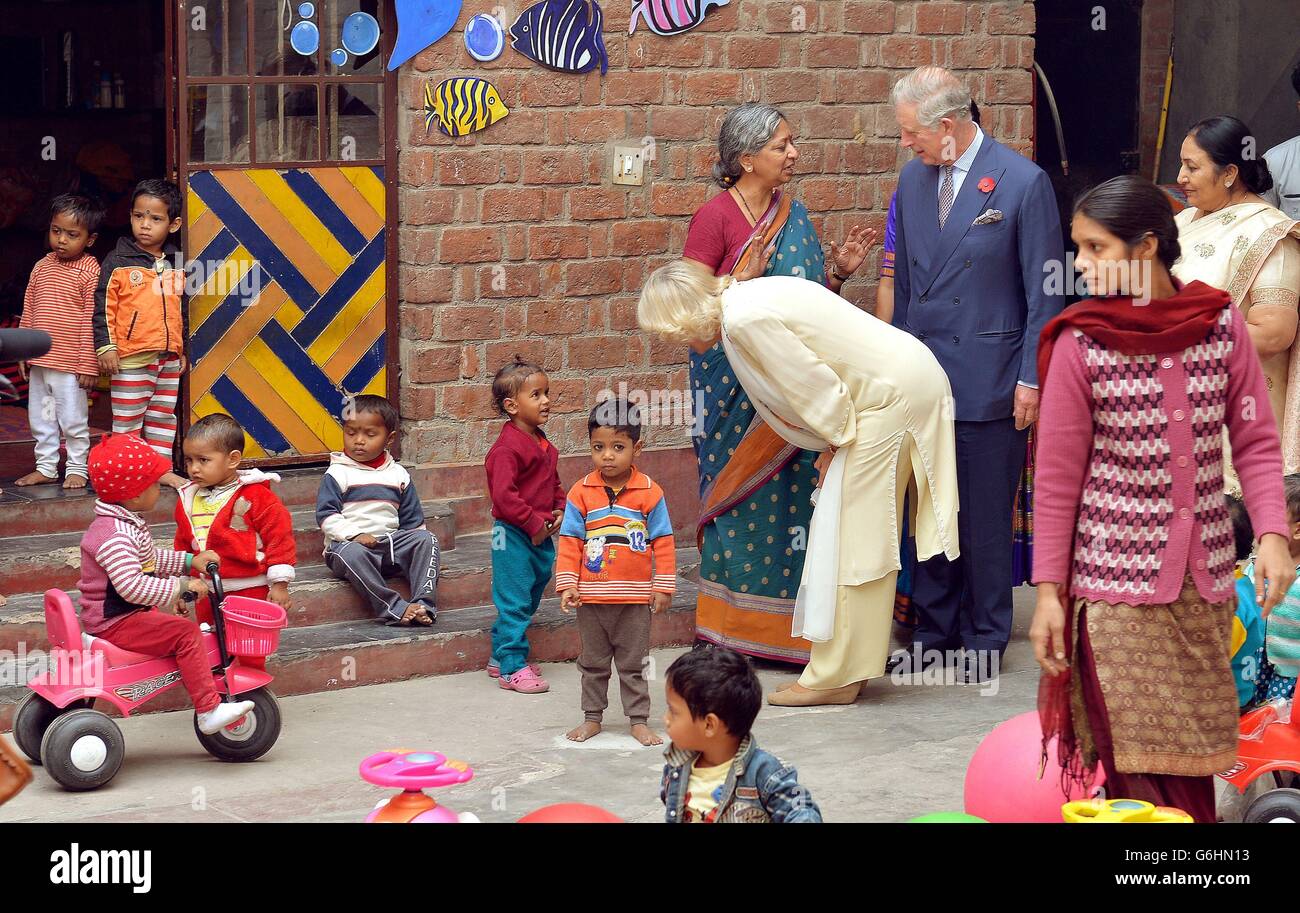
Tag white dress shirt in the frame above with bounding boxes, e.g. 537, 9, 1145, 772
937, 125, 985, 207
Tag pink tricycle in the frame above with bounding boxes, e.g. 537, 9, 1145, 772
361, 750, 477, 823
13, 564, 287, 791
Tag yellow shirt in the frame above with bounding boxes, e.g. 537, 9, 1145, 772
190, 482, 240, 550
683, 760, 730, 823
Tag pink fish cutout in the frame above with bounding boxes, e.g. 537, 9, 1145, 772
629, 0, 730, 36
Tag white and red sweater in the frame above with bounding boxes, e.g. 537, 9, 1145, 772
173, 469, 296, 592
78, 501, 192, 635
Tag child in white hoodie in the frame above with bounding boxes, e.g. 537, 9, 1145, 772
316, 395, 439, 625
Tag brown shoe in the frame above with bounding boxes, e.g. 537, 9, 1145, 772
774, 679, 799, 692
767, 682, 860, 706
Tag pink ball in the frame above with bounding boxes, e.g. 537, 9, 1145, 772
964, 711, 1105, 823
517, 803, 624, 824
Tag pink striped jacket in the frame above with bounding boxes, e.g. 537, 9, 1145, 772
77, 500, 191, 635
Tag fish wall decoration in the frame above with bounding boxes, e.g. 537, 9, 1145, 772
509, 0, 608, 76
424, 76, 510, 137
629, 0, 730, 36
389, 0, 463, 71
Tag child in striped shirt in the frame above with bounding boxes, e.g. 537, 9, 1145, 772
557, 398, 675, 746
15, 193, 104, 489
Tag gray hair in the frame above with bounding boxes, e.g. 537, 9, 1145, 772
712, 102, 787, 188
891, 66, 973, 129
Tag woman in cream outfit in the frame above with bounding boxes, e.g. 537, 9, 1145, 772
639, 260, 960, 706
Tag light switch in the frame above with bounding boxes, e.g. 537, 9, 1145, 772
612, 144, 645, 186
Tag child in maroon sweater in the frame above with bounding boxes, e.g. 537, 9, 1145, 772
484, 357, 566, 693
1030, 175, 1295, 822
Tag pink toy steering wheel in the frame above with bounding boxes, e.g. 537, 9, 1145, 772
359, 750, 474, 791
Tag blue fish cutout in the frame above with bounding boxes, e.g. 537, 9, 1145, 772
509, 0, 608, 76
389, 0, 463, 71
629, 0, 730, 36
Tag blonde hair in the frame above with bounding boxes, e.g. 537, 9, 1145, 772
638, 259, 733, 345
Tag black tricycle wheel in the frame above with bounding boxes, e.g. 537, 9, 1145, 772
193, 687, 281, 762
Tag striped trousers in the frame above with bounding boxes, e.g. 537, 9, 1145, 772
111, 354, 183, 460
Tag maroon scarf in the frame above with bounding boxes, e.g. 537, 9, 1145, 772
1035, 278, 1232, 791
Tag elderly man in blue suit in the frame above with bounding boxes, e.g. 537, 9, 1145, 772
888, 66, 1065, 682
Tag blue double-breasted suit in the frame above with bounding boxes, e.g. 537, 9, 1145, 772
892, 131, 1065, 657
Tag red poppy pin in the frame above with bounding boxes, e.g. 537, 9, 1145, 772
978, 176, 996, 193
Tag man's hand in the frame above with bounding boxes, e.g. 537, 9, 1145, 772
1013, 384, 1040, 431
352, 533, 380, 548
268, 581, 291, 611
193, 550, 221, 572
77, 373, 98, 391
651, 592, 671, 614
97, 349, 120, 375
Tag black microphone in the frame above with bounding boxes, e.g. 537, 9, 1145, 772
0, 329, 53, 361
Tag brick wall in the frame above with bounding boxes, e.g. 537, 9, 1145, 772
395, 0, 1038, 466
1137, 0, 1175, 179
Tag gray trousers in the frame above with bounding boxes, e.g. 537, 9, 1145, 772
325, 529, 440, 623
577, 603, 652, 725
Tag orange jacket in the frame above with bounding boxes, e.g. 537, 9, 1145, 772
93, 237, 186, 358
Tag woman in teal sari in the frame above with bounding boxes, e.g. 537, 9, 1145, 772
681, 102, 874, 663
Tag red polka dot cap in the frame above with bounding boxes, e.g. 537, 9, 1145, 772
88, 434, 174, 503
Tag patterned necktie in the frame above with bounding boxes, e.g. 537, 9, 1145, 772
938, 165, 955, 229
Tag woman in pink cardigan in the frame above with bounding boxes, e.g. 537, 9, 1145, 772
1030, 175, 1296, 822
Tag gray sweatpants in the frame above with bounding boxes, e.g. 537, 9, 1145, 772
324, 528, 440, 623
577, 603, 652, 725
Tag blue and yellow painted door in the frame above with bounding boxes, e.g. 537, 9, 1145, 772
185, 166, 387, 458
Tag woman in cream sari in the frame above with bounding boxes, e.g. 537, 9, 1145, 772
1173, 116, 1300, 482
639, 260, 959, 706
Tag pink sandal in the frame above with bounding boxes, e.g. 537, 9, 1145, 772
486, 660, 541, 679
499, 666, 549, 694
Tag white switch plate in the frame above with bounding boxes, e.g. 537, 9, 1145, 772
612, 145, 645, 186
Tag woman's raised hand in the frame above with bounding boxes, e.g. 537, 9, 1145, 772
829, 225, 878, 278
735, 235, 776, 281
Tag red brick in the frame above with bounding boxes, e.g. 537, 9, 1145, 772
763, 72, 821, 104
988, 2, 1035, 35
611, 220, 672, 256
474, 110, 548, 146
485, 339, 547, 374
478, 263, 542, 299
528, 225, 590, 260
402, 266, 455, 304
399, 303, 435, 340
520, 74, 583, 107
522, 149, 588, 184
801, 107, 862, 140
439, 227, 502, 264
403, 188, 456, 225
400, 386, 438, 422
650, 107, 708, 141
442, 385, 498, 421
566, 260, 624, 296
762, 1, 815, 34
569, 336, 632, 370
460, 345, 480, 380
565, 109, 629, 142
808, 36, 861, 68
526, 300, 579, 336
682, 72, 743, 105
833, 70, 892, 104
436, 150, 504, 185
949, 34, 1001, 69
608, 297, 639, 331
843, 1, 895, 34
571, 187, 628, 221
399, 228, 438, 265
728, 37, 783, 69
547, 378, 589, 414
649, 336, 687, 366
408, 345, 462, 384
799, 178, 860, 212
651, 183, 710, 217
438, 305, 500, 341
628, 35, 706, 68
481, 188, 546, 223
881, 36, 935, 68
603, 72, 665, 105
916, 2, 967, 35
399, 151, 435, 184
984, 69, 1033, 105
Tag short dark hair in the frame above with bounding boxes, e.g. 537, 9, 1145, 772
1285, 474, 1300, 524
1227, 494, 1253, 562
1187, 115, 1274, 195
344, 394, 398, 433
1074, 174, 1182, 270
50, 193, 105, 235
970, 100, 981, 126
491, 356, 545, 416
665, 645, 762, 738
186, 413, 246, 453
588, 397, 642, 442
132, 178, 183, 221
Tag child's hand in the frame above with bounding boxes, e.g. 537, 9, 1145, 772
1029, 583, 1069, 676
17, 361, 26, 381
352, 533, 380, 548
268, 582, 291, 611
98, 350, 120, 375
1255, 533, 1297, 618
560, 588, 581, 613
177, 355, 188, 374
77, 373, 97, 391
193, 550, 221, 573
183, 577, 210, 604
551, 509, 563, 529
652, 592, 671, 614
531, 525, 553, 546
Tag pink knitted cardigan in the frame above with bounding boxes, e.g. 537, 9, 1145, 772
1032, 302, 1288, 605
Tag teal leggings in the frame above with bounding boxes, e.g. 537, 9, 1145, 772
490, 521, 556, 677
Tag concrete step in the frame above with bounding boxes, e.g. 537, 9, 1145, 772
0, 539, 702, 652
0, 499, 457, 596
0, 576, 701, 732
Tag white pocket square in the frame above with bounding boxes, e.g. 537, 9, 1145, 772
972, 209, 1004, 225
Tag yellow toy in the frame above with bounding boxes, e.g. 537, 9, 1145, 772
1061, 798, 1193, 823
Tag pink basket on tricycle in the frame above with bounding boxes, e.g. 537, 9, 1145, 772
220, 596, 288, 658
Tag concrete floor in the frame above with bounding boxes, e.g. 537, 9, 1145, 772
3, 588, 1051, 823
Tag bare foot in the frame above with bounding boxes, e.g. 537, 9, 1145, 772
160, 471, 187, 490
63, 474, 87, 490
565, 720, 602, 742
15, 470, 56, 486
0, 593, 6, 607
630, 723, 663, 746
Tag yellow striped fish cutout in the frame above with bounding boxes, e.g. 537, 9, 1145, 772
424, 77, 510, 138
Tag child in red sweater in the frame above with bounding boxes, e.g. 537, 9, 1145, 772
174, 413, 295, 669
1030, 175, 1295, 822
